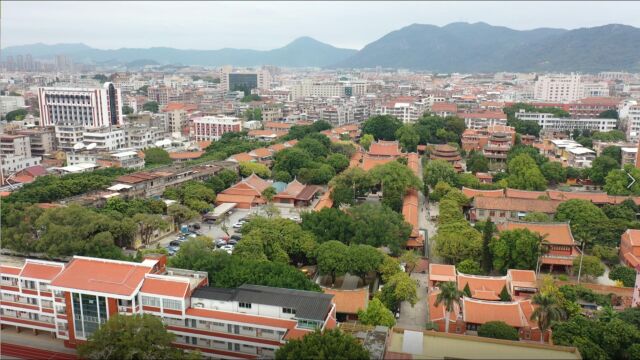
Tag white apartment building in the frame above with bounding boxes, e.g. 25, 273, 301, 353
620, 100, 640, 141
462, 112, 508, 130
376, 99, 424, 124
54, 124, 86, 151
288, 81, 367, 100
534, 73, 582, 103
67, 149, 144, 170
193, 116, 242, 141
515, 110, 617, 133
125, 125, 167, 150
319, 104, 370, 126
580, 82, 610, 98
83, 127, 126, 152
0, 134, 41, 174
166, 109, 187, 135
0, 95, 26, 117
38, 82, 123, 128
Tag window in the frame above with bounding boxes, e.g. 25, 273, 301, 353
141, 296, 160, 307
239, 302, 252, 309
162, 298, 182, 310
282, 307, 296, 314
242, 326, 253, 331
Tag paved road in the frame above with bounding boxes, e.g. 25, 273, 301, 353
396, 272, 429, 330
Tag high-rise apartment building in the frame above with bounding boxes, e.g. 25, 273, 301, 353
220, 67, 271, 92
534, 73, 582, 103
38, 83, 123, 128
0, 255, 336, 358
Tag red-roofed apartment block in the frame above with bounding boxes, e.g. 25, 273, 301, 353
1, 255, 335, 358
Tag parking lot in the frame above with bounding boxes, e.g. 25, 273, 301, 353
155, 205, 304, 256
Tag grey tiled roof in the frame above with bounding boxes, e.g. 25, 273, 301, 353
192, 284, 334, 321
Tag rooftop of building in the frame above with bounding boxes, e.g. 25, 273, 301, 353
191, 284, 334, 321
386, 328, 581, 359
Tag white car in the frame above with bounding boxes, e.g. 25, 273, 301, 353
232, 222, 244, 228
288, 216, 301, 222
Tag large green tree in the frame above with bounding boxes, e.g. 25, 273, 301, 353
329, 167, 374, 207
591, 156, 620, 185
77, 314, 192, 360
467, 152, 489, 174
347, 203, 412, 254
301, 208, 355, 243
506, 154, 547, 191
362, 115, 403, 140
395, 124, 420, 152
555, 199, 608, 247
239, 217, 317, 265
357, 298, 396, 327
608, 265, 636, 287
275, 329, 369, 360
369, 161, 422, 212
604, 164, 640, 196
541, 161, 567, 185
348, 244, 384, 282
424, 159, 458, 188
316, 241, 350, 286
491, 229, 543, 273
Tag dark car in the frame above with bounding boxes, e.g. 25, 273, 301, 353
230, 234, 242, 241
169, 240, 182, 247
227, 239, 238, 245
189, 223, 201, 230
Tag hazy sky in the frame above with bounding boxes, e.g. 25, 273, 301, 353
3, 1, 640, 50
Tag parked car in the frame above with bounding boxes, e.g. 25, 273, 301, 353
227, 239, 238, 245
220, 244, 234, 252
288, 216, 301, 222
189, 223, 201, 230
215, 239, 227, 247
169, 240, 182, 247
230, 234, 242, 241
232, 222, 244, 229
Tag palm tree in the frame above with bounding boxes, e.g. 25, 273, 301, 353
434, 281, 463, 333
530, 293, 566, 343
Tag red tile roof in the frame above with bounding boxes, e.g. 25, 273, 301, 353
432, 103, 458, 112
140, 276, 190, 298
369, 141, 402, 157
361, 154, 394, 171
322, 287, 369, 315
169, 151, 204, 160
457, 274, 507, 301
462, 298, 532, 328
0, 266, 22, 276
505, 189, 547, 200
462, 187, 505, 199
497, 221, 576, 246
473, 197, 561, 213
50, 257, 155, 297
20, 261, 65, 281
429, 264, 457, 283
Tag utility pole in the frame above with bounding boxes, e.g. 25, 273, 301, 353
576, 241, 586, 284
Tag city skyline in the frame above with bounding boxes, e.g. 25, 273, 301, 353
3, 1, 640, 50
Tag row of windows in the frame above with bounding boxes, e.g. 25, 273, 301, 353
141, 295, 182, 310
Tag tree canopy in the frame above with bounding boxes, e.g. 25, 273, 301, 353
361, 115, 403, 140
77, 314, 193, 360
357, 298, 396, 327
143, 147, 172, 166
275, 329, 369, 360
491, 229, 543, 273
506, 154, 547, 191
478, 321, 519, 341
169, 239, 320, 291
142, 101, 159, 113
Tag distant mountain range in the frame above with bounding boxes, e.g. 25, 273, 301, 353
3, 22, 640, 72
335, 22, 640, 72
0, 37, 357, 68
